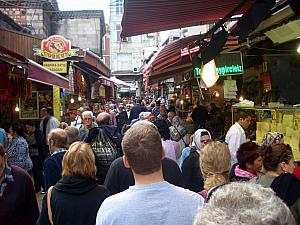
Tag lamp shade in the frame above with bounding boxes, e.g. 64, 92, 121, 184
200, 60, 219, 88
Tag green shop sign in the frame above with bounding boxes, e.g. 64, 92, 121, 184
194, 52, 243, 77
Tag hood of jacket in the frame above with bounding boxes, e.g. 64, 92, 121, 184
54, 174, 97, 195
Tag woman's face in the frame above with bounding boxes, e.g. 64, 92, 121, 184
200, 135, 210, 148
247, 156, 263, 175
8, 127, 13, 135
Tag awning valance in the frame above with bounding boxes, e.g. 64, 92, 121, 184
27, 59, 69, 89
110, 76, 131, 88
121, 0, 254, 37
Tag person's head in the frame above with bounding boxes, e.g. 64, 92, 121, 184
262, 143, 295, 174
237, 141, 262, 175
193, 182, 296, 225
167, 111, 176, 122
93, 103, 100, 112
237, 111, 251, 129
262, 132, 284, 146
155, 100, 161, 107
46, 107, 54, 118
122, 124, 163, 175
96, 112, 110, 125
136, 98, 142, 104
153, 119, 170, 141
82, 111, 93, 128
62, 142, 96, 180
40, 107, 47, 118
0, 144, 8, 179
139, 112, 151, 120
77, 107, 84, 117
64, 126, 80, 146
48, 128, 68, 153
159, 105, 167, 116
58, 122, 68, 130
11, 123, 26, 139
200, 141, 231, 190
118, 104, 123, 112
192, 129, 211, 151
126, 104, 131, 112
104, 104, 110, 113
25, 121, 38, 134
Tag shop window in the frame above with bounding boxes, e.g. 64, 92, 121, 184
116, 24, 121, 42
116, 0, 123, 15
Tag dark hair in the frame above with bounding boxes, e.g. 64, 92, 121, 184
46, 107, 54, 116
11, 123, 26, 139
237, 111, 251, 120
25, 120, 39, 129
122, 124, 162, 175
136, 98, 142, 104
262, 144, 293, 172
237, 142, 260, 170
153, 119, 170, 141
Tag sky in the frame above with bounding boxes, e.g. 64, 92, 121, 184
57, 0, 110, 23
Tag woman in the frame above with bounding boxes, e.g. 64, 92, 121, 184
199, 141, 231, 200
37, 142, 110, 225
180, 130, 211, 192
251, 143, 299, 223
7, 123, 32, 172
179, 129, 211, 169
93, 103, 102, 118
230, 141, 262, 182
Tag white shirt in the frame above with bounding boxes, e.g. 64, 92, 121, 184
225, 122, 246, 165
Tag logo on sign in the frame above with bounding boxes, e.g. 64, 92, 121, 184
34, 35, 79, 60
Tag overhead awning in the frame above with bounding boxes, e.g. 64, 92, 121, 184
27, 59, 69, 89
121, 0, 254, 37
110, 76, 131, 88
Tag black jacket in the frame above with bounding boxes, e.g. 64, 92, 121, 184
104, 157, 186, 195
37, 175, 110, 225
181, 150, 204, 193
128, 104, 146, 122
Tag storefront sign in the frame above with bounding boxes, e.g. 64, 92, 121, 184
53, 86, 61, 121
43, 61, 67, 73
194, 52, 243, 77
34, 35, 79, 60
19, 91, 39, 119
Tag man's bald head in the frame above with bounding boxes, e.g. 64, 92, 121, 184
97, 112, 110, 125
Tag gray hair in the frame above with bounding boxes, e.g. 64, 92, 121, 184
82, 110, 93, 119
193, 182, 296, 225
64, 126, 80, 146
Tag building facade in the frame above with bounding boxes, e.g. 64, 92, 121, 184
109, 0, 159, 96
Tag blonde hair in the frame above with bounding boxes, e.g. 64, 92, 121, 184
200, 141, 231, 190
62, 142, 96, 180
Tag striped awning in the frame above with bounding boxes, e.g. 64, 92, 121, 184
121, 0, 255, 37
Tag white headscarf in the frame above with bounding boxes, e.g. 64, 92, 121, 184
192, 129, 211, 151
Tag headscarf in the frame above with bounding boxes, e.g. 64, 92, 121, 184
262, 132, 283, 146
192, 129, 211, 151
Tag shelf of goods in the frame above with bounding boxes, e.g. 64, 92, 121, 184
232, 106, 300, 161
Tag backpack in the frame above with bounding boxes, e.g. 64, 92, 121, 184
90, 128, 119, 184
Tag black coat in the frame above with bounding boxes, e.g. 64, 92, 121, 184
128, 104, 147, 122
104, 157, 186, 195
37, 175, 110, 225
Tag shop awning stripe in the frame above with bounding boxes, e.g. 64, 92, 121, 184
121, 0, 254, 37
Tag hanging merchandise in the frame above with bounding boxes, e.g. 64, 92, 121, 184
261, 72, 272, 92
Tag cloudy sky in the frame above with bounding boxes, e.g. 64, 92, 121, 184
57, 0, 110, 23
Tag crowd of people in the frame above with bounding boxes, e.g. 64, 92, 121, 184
0, 97, 300, 225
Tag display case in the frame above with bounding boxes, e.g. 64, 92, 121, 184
232, 106, 300, 161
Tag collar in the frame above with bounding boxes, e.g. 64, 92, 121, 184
51, 148, 67, 156
235, 122, 245, 132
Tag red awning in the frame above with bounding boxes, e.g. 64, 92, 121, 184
121, 0, 254, 37
27, 59, 69, 89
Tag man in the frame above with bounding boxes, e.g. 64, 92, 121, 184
191, 101, 208, 129
79, 110, 98, 141
104, 156, 186, 195
44, 107, 60, 147
128, 98, 147, 123
85, 113, 122, 184
225, 111, 251, 165
0, 145, 39, 225
96, 124, 203, 225
152, 100, 161, 117
193, 182, 296, 225
167, 111, 176, 124
44, 128, 68, 190
64, 126, 80, 146
104, 104, 117, 126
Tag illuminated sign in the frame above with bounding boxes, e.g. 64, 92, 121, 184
43, 61, 67, 73
194, 52, 243, 77
34, 35, 79, 60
